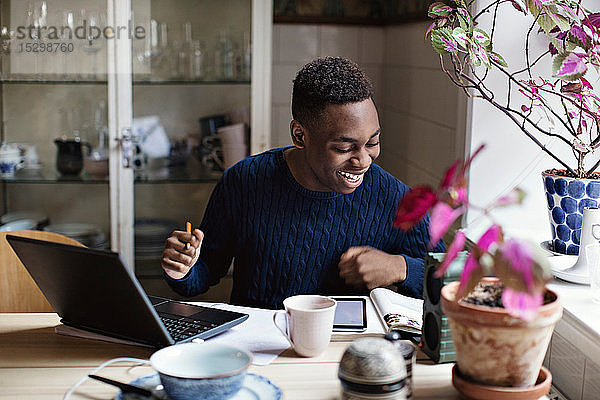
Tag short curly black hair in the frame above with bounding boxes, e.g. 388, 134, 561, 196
291, 57, 373, 130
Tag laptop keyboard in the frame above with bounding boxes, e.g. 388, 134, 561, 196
159, 314, 220, 342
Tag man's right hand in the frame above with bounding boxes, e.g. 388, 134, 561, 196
161, 228, 204, 279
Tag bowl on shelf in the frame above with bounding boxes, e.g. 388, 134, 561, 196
83, 156, 109, 178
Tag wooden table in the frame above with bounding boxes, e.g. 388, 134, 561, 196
0, 313, 460, 399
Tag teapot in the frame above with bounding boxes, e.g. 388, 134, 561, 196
54, 138, 89, 176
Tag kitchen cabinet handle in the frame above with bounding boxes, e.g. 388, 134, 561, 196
115, 127, 137, 168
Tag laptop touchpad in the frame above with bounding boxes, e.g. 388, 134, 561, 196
155, 302, 201, 317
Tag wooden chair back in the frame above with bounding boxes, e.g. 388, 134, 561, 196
0, 230, 85, 312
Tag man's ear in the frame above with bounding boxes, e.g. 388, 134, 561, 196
290, 120, 306, 149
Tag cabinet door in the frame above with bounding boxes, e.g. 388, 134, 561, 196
0, 0, 271, 277
127, 0, 271, 279
109, 0, 134, 270
0, 0, 135, 267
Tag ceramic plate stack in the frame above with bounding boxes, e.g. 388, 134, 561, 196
44, 223, 108, 250
0, 210, 49, 231
135, 219, 176, 275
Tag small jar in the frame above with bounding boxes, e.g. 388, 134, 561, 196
338, 332, 412, 400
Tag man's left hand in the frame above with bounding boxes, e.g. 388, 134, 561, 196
338, 246, 407, 290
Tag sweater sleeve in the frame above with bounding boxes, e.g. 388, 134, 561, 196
164, 170, 238, 297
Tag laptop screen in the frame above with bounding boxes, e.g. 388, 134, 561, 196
7, 235, 172, 347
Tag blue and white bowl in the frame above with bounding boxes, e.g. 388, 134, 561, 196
150, 342, 252, 400
542, 171, 600, 255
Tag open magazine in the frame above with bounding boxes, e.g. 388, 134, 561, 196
370, 287, 423, 335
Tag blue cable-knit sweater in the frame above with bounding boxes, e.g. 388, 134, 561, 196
165, 147, 445, 309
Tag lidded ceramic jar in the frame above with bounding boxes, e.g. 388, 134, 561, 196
338, 332, 413, 400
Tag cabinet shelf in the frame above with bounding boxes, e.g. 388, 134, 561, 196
2, 165, 222, 184
0, 78, 251, 86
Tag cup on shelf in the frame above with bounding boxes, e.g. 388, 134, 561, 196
18, 144, 40, 168
0, 144, 23, 177
218, 123, 247, 169
273, 295, 337, 357
217, 123, 246, 146
220, 144, 247, 169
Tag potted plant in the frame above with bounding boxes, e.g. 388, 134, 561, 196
425, 0, 600, 255
393, 146, 562, 394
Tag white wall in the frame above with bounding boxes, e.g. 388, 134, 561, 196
271, 24, 385, 148
381, 21, 465, 187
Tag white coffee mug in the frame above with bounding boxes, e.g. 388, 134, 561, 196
273, 295, 337, 357
569, 207, 600, 283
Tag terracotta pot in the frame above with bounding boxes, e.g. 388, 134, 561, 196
441, 278, 562, 387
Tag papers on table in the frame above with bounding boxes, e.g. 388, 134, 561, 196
192, 302, 291, 366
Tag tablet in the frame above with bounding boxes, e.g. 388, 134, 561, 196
332, 297, 367, 332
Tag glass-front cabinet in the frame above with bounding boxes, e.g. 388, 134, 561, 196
0, 0, 272, 282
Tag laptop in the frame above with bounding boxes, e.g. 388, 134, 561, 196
6, 234, 248, 348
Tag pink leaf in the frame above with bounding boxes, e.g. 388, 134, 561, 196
570, 25, 588, 47
393, 186, 438, 231
556, 53, 588, 78
501, 288, 543, 321
454, 187, 468, 204
429, 203, 465, 248
499, 238, 535, 290
457, 254, 479, 295
425, 22, 436, 39
510, 0, 524, 12
434, 231, 466, 277
589, 13, 600, 29
477, 224, 502, 251
457, 8, 470, 19
440, 160, 460, 190
462, 143, 485, 173
581, 77, 593, 90
491, 188, 526, 208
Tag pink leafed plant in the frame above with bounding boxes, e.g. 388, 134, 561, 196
394, 145, 553, 321
426, 0, 600, 179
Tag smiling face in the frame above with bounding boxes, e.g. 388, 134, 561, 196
290, 98, 381, 194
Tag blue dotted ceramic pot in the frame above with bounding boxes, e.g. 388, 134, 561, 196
542, 170, 600, 255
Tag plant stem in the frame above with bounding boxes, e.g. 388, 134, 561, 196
473, 0, 512, 21
460, 72, 578, 176
495, 65, 578, 138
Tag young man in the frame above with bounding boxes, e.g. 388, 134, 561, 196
161, 57, 444, 309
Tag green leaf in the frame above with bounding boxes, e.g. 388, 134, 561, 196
524, 0, 554, 34
472, 28, 491, 46
547, 8, 572, 32
452, 27, 469, 50
477, 46, 492, 68
456, 8, 472, 31
431, 28, 458, 55
469, 49, 481, 67
490, 51, 508, 67
428, 2, 453, 18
